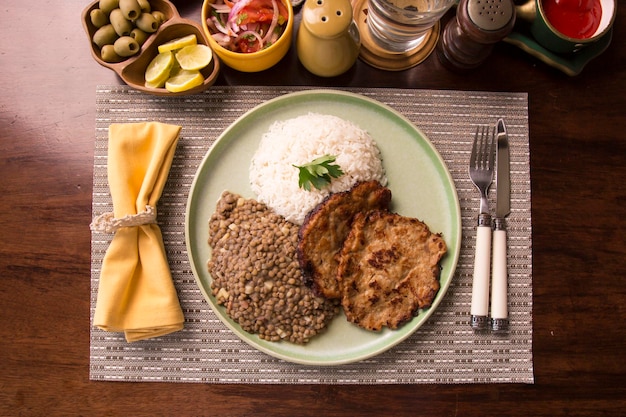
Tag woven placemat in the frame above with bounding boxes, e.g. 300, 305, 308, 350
90, 86, 533, 384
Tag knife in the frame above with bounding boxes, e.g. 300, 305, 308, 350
491, 118, 510, 333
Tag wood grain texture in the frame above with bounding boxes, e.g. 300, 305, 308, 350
1, 0, 625, 416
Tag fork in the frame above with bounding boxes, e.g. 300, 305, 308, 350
468, 125, 495, 331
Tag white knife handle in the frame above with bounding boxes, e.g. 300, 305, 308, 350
470, 219, 491, 331
491, 227, 509, 333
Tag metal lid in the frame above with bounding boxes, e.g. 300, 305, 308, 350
467, 0, 514, 31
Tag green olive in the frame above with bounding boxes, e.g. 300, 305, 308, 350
100, 44, 124, 63
90, 8, 109, 28
137, 0, 151, 13
113, 36, 140, 57
130, 28, 148, 46
119, 0, 141, 20
109, 8, 133, 36
135, 12, 158, 33
151, 11, 166, 25
92, 24, 118, 48
98, 0, 120, 14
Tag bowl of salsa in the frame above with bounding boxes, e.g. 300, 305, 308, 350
201, 0, 294, 72
517, 0, 616, 54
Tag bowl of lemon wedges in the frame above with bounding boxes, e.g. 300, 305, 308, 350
82, 0, 220, 96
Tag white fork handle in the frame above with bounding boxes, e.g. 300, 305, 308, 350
470, 223, 491, 330
491, 228, 509, 332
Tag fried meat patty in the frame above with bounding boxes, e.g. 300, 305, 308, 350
337, 210, 447, 331
297, 181, 392, 299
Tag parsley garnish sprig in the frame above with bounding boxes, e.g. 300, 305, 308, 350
293, 155, 344, 191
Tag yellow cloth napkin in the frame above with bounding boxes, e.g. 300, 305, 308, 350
93, 122, 185, 342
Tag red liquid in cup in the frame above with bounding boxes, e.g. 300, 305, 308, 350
542, 0, 602, 39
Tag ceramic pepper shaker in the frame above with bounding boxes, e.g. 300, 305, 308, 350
296, 0, 360, 77
436, 0, 516, 71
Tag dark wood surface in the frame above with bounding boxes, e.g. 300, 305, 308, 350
2, 1, 625, 415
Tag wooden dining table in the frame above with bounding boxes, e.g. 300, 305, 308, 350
2, 0, 625, 415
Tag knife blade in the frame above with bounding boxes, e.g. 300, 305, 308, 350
491, 118, 510, 333
495, 119, 511, 221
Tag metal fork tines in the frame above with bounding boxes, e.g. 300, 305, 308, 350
468, 125, 495, 331
469, 125, 496, 219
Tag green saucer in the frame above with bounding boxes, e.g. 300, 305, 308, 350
504, 28, 613, 76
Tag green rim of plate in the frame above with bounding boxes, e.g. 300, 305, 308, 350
185, 89, 461, 366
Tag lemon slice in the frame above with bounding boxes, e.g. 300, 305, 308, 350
145, 78, 166, 88
144, 51, 175, 85
175, 44, 213, 71
165, 70, 204, 93
169, 59, 183, 78
157, 34, 197, 53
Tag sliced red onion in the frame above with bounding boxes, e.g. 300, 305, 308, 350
229, 0, 253, 24
212, 32, 232, 48
210, 16, 232, 36
210, 3, 231, 14
227, 19, 241, 35
267, 31, 280, 45
262, 0, 280, 43
236, 30, 264, 51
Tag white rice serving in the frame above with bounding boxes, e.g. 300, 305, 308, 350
249, 113, 387, 225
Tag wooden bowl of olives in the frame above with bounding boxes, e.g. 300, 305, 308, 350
82, 0, 220, 96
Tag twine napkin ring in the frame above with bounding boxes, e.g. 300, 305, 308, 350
90, 205, 157, 233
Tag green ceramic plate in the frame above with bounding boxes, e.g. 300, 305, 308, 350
185, 90, 461, 365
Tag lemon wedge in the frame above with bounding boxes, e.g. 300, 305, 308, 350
165, 70, 204, 93
144, 51, 175, 85
157, 34, 198, 53
175, 44, 213, 71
